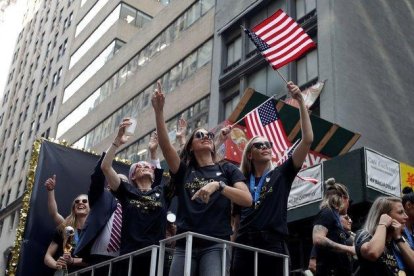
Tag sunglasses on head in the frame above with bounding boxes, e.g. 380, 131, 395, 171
252, 141, 273, 150
75, 199, 88, 204
136, 163, 155, 170
194, 131, 215, 140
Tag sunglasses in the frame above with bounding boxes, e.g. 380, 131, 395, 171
75, 199, 88, 204
194, 131, 215, 140
136, 163, 155, 170
252, 141, 273, 150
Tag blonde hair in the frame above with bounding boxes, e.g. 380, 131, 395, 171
319, 178, 349, 210
362, 196, 402, 235
240, 136, 272, 178
58, 194, 88, 232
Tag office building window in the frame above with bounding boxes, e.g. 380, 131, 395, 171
72, 40, 213, 148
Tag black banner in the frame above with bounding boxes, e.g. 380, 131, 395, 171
16, 141, 129, 276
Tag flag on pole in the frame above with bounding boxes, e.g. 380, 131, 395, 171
244, 99, 290, 159
275, 138, 319, 184
243, 9, 316, 69
276, 139, 300, 166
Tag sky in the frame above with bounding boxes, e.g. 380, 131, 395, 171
0, 0, 28, 97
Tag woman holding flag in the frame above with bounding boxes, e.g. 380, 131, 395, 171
230, 81, 313, 276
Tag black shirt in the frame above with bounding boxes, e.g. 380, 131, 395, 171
235, 157, 299, 236
51, 229, 80, 272
313, 208, 352, 275
170, 161, 246, 239
355, 229, 402, 276
112, 180, 171, 254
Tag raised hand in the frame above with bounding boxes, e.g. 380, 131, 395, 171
176, 118, 187, 145
287, 81, 304, 102
219, 126, 232, 143
148, 131, 158, 154
45, 175, 57, 191
114, 118, 132, 146
151, 81, 165, 112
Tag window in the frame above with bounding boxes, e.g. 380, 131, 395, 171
226, 36, 242, 67
296, 48, 318, 86
295, 0, 316, 19
5, 166, 11, 182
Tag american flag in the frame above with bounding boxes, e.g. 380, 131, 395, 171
276, 139, 300, 166
243, 9, 316, 69
275, 138, 319, 184
244, 99, 290, 159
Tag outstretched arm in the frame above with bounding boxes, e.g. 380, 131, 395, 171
44, 241, 66, 270
287, 82, 314, 169
152, 81, 180, 174
45, 175, 65, 226
101, 118, 131, 191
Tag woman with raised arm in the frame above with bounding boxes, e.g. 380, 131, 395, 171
231, 81, 314, 276
152, 82, 252, 276
44, 192, 89, 273
100, 119, 171, 275
355, 196, 414, 275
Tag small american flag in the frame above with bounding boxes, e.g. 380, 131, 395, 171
245, 99, 290, 158
243, 9, 316, 69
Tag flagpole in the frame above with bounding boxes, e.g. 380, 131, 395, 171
229, 95, 276, 128
275, 69, 289, 85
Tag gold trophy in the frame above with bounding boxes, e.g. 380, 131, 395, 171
54, 226, 75, 276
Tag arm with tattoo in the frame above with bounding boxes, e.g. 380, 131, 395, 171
313, 225, 355, 255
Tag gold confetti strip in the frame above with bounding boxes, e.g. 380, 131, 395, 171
7, 138, 131, 275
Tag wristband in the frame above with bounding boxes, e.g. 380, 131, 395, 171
378, 223, 388, 227
217, 181, 226, 192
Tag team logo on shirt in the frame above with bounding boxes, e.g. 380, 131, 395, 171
185, 176, 215, 197
129, 195, 162, 213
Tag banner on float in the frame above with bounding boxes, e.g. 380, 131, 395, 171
365, 148, 400, 197
401, 162, 414, 190
288, 164, 323, 210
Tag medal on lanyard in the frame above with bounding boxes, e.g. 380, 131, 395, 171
249, 171, 270, 208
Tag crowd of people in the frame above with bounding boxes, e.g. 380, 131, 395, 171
41, 81, 414, 276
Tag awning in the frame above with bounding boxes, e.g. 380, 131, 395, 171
227, 88, 361, 158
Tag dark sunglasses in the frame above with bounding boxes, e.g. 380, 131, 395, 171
75, 199, 88, 204
252, 141, 273, 150
136, 163, 155, 170
194, 131, 215, 140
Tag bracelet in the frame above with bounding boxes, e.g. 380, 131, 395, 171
47, 187, 54, 191
378, 223, 388, 227
112, 142, 119, 148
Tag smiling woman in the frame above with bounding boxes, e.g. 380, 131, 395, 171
43, 175, 90, 273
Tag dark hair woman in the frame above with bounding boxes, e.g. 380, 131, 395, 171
152, 81, 252, 276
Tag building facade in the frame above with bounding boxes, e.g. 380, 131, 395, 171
0, 0, 215, 274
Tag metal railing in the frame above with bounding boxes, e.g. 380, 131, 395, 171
68, 232, 289, 276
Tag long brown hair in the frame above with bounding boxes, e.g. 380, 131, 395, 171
179, 127, 216, 167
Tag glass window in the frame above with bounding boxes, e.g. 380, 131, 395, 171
181, 52, 197, 81
168, 62, 183, 93
226, 36, 242, 67
296, 0, 316, 19
296, 49, 318, 86
64, 40, 124, 102
120, 3, 137, 25
197, 39, 213, 68
185, 2, 201, 28
201, 0, 214, 14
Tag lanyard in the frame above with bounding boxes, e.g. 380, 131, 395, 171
392, 243, 405, 271
404, 227, 414, 249
74, 229, 80, 247
249, 171, 270, 203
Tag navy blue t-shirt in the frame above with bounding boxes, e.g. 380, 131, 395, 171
313, 208, 352, 275
112, 180, 171, 254
234, 157, 299, 236
355, 229, 401, 276
170, 161, 246, 239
